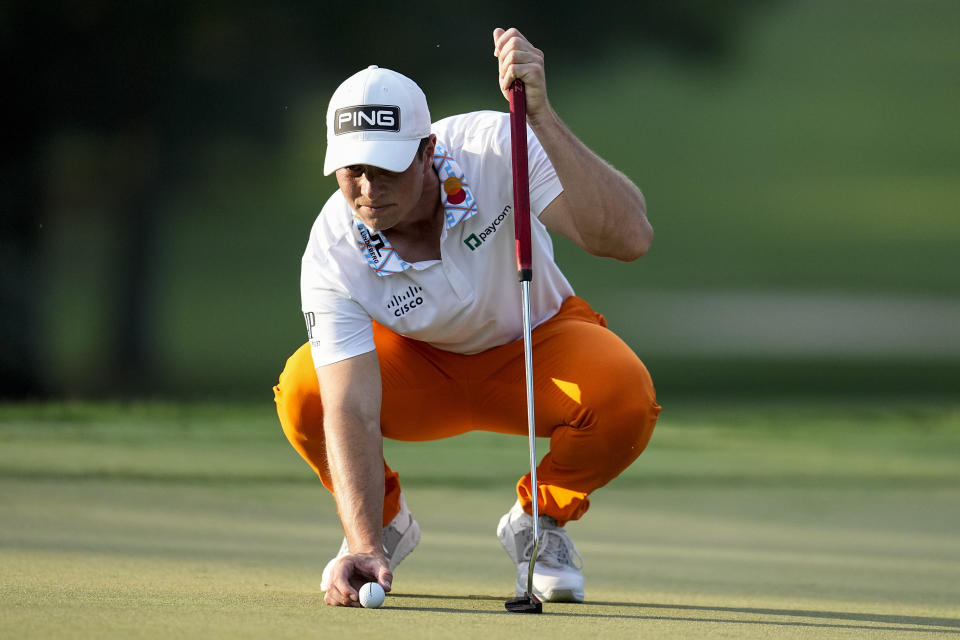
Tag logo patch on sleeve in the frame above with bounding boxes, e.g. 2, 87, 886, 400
334, 105, 401, 134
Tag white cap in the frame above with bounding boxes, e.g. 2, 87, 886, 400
323, 65, 431, 176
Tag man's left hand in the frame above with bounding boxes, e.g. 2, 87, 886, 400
493, 28, 550, 121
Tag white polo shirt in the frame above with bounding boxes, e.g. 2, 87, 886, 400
301, 110, 575, 367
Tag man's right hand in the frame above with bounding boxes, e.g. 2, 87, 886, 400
317, 350, 392, 606
322, 551, 393, 607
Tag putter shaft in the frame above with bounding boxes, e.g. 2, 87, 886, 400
521, 280, 539, 597
509, 78, 540, 611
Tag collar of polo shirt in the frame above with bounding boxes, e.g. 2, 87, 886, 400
352, 141, 478, 276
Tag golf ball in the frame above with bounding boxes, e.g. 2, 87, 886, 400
359, 582, 385, 608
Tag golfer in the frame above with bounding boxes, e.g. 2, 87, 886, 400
274, 28, 661, 607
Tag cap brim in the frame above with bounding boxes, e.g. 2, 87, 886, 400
323, 138, 420, 176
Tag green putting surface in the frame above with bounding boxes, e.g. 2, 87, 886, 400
2, 401, 959, 638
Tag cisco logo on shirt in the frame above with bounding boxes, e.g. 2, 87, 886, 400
386, 285, 426, 317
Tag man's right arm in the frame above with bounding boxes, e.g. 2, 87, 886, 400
317, 350, 393, 607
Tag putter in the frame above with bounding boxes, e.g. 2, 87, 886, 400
503, 78, 543, 615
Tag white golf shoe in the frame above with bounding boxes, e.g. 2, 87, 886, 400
497, 500, 585, 602
320, 495, 421, 591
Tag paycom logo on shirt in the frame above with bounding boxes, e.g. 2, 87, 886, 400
464, 205, 511, 251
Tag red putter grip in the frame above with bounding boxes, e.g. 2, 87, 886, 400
510, 79, 532, 282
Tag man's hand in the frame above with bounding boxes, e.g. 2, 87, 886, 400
317, 351, 391, 606
323, 551, 393, 607
493, 28, 652, 261
493, 28, 550, 122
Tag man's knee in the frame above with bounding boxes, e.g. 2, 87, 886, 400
274, 343, 323, 444
588, 359, 660, 463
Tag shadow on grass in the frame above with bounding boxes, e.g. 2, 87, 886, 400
387, 594, 960, 633
598, 602, 960, 630
5, 468, 960, 489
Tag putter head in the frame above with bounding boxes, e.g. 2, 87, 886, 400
505, 593, 542, 614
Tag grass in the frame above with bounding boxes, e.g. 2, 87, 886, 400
2, 400, 959, 638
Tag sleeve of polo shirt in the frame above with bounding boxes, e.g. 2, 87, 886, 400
525, 124, 564, 218
301, 254, 376, 369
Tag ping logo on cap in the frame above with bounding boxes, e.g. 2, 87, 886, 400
334, 105, 401, 134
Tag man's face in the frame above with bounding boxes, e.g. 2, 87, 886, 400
336, 139, 435, 232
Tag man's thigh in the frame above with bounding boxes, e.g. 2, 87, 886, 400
375, 296, 656, 441
477, 302, 655, 437
374, 322, 481, 441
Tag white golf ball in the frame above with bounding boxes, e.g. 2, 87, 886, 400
358, 582, 385, 608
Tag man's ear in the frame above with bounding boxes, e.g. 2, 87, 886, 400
422, 134, 437, 162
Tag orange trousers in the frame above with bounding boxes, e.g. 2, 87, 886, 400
274, 296, 660, 527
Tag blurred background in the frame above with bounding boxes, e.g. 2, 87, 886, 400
3, 0, 958, 401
